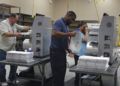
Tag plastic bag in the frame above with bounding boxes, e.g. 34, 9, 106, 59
66, 53, 75, 68
69, 32, 82, 54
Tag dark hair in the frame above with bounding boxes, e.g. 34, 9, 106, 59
66, 11, 76, 19
77, 21, 87, 35
9, 13, 17, 18
77, 21, 87, 28
103, 13, 109, 16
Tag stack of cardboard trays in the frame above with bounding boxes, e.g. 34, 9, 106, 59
77, 56, 110, 71
6, 51, 34, 63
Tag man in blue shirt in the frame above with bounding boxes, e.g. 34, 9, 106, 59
50, 11, 77, 86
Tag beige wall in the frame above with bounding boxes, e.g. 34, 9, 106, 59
68, 0, 97, 20
53, 0, 120, 21
53, 0, 68, 20
96, 0, 120, 21
13, 0, 53, 18
0, 0, 12, 4
0, 0, 53, 19
1, 0, 120, 21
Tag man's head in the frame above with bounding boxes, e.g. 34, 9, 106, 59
77, 21, 87, 35
9, 13, 19, 25
64, 11, 76, 25
103, 13, 109, 16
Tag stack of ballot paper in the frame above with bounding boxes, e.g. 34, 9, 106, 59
6, 51, 34, 63
77, 56, 110, 71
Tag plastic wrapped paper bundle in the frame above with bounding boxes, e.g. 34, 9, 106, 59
77, 56, 110, 71
6, 51, 34, 63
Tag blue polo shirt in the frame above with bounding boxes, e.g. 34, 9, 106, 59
50, 18, 69, 50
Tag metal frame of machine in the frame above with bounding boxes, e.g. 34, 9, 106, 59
98, 16, 117, 64
31, 16, 52, 57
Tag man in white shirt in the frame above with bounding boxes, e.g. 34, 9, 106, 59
0, 14, 29, 86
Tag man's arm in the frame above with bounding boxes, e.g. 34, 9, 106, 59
52, 29, 76, 37
15, 24, 30, 32
3, 32, 21, 37
0, 23, 21, 37
52, 29, 66, 37
52, 20, 76, 37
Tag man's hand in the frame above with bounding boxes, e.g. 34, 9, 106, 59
14, 32, 22, 37
66, 49, 74, 58
68, 53, 74, 58
23, 26, 30, 32
67, 32, 76, 37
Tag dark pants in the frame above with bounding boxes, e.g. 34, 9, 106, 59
74, 55, 79, 65
0, 50, 17, 82
50, 49, 66, 86
74, 55, 79, 83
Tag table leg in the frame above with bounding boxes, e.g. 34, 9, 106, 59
114, 71, 117, 86
100, 75, 103, 86
38, 63, 45, 86
78, 73, 82, 86
13, 73, 17, 86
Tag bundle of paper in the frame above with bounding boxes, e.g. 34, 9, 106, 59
77, 56, 110, 71
6, 51, 34, 63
